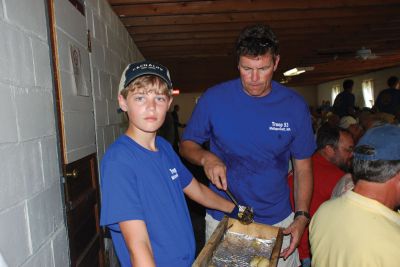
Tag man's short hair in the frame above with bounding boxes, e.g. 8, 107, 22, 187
387, 76, 399, 88
342, 79, 354, 90
235, 24, 279, 61
316, 125, 348, 151
353, 124, 400, 183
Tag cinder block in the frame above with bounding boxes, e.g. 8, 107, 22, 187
91, 67, 101, 98
0, 144, 26, 210
86, 0, 100, 16
0, 21, 34, 86
21, 140, 44, 198
96, 127, 105, 161
14, 88, 55, 141
110, 76, 119, 100
0, 82, 18, 143
32, 39, 52, 89
27, 183, 63, 251
21, 241, 53, 267
59, 70, 94, 112
93, 14, 106, 44
52, 227, 70, 267
103, 126, 115, 151
0, 1, 4, 20
39, 136, 60, 187
99, 0, 112, 27
91, 38, 105, 71
94, 96, 108, 126
0, 203, 31, 267
54, 0, 86, 46
99, 70, 111, 99
107, 98, 118, 124
4, 0, 47, 40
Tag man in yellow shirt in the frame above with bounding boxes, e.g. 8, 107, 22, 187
310, 124, 400, 267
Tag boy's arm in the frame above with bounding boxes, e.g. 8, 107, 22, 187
183, 178, 235, 213
120, 220, 156, 267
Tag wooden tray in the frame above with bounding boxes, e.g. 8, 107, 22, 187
193, 216, 283, 267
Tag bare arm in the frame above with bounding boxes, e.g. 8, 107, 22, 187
281, 157, 313, 259
183, 178, 235, 213
180, 140, 228, 190
120, 220, 156, 267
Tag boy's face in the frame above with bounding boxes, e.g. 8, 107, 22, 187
118, 87, 172, 135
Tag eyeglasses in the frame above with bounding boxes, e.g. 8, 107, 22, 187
329, 144, 353, 153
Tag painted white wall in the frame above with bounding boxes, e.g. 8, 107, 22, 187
317, 66, 400, 108
0, 0, 67, 266
0, 0, 141, 266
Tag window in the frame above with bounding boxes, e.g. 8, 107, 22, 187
331, 84, 340, 104
362, 79, 374, 108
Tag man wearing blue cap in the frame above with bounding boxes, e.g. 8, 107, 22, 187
310, 124, 400, 266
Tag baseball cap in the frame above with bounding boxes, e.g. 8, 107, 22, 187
354, 124, 400, 161
338, 116, 358, 129
118, 60, 173, 94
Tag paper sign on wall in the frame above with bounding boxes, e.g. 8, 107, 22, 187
70, 44, 89, 96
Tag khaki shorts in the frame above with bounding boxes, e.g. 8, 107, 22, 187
205, 213, 300, 267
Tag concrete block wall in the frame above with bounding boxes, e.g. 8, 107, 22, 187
0, 0, 68, 266
86, 0, 144, 164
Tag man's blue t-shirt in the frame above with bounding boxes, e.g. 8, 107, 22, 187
182, 79, 316, 225
100, 135, 195, 267
375, 87, 400, 115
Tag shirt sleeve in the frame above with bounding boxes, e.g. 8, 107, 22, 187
290, 100, 317, 159
100, 159, 144, 231
181, 94, 211, 145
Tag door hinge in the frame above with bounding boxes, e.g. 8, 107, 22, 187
87, 29, 92, 53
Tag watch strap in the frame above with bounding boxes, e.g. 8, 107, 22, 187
294, 210, 311, 220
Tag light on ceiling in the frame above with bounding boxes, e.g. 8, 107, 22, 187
283, 67, 314, 77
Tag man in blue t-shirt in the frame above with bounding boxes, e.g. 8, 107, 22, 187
374, 75, 400, 118
333, 79, 356, 118
100, 61, 236, 267
180, 25, 316, 267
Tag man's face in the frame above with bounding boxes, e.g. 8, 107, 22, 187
332, 132, 354, 172
238, 53, 280, 97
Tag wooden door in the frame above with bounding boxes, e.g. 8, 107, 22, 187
47, 0, 104, 266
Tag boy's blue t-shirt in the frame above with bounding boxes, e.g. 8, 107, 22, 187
100, 135, 195, 267
182, 78, 316, 225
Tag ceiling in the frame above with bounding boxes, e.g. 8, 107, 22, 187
107, 0, 400, 93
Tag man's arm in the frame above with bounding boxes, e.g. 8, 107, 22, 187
180, 140, 228, 190
120, 220, 156, 267
281, 157, 313, 259
183, 178, 235, 213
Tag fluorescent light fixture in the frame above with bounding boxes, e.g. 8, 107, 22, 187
283, 66, 314, 77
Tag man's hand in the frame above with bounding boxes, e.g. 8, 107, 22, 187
179, 140, 228, 190
202, 154, 227, 190
280, 216, 309, 259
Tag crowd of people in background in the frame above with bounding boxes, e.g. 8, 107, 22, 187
296, 75, 400, 266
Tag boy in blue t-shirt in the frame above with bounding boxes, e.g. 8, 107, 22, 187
100, 61, 236, 267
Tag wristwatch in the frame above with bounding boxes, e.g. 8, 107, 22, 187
294, 211, 311, 220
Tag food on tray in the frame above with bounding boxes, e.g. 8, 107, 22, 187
238, 206, 254, 225
250, 255, 270, 267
